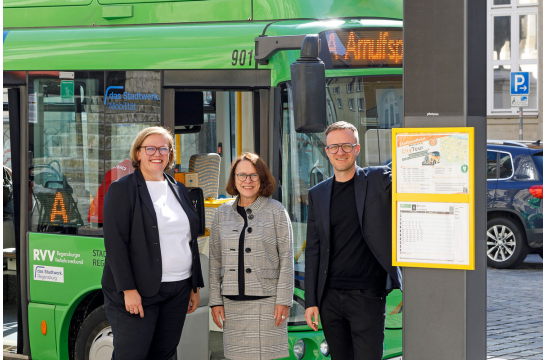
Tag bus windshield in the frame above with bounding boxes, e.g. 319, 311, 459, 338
281, 76, 402, 278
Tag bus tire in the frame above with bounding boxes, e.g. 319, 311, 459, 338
74, 305, 113, 360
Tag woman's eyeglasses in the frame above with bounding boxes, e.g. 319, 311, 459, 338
139, 146, 171, 156
325, 143, 358, 154
236, 173, 259, 182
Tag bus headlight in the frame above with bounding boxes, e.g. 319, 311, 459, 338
293, 339, 306, 359
320, 339, 330, 357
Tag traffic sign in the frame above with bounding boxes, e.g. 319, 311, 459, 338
511, 72, 530, 95
511, 95, 528, 107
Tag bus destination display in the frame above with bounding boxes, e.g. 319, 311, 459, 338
325, 29, 403, 68
38, 190, 84, 228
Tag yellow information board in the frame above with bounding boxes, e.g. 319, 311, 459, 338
392, 128, 475, 270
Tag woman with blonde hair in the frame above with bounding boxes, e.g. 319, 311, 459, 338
209, 152, 294, 360
102, 126, 204, 359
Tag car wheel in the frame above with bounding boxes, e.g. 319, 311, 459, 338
74, 305, 113, 360
487, 217, 529, 269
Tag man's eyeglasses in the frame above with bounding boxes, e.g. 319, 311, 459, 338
326, 143, 358, 154
236, 173, 259, 182
139, 146, 171, 156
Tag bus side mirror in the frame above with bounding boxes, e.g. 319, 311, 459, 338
290, 35, 327, 133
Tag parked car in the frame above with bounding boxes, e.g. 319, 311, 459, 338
487, 140, 543, 268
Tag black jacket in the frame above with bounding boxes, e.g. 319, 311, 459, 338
305, 166, 402, 308
102, 168, 204, 297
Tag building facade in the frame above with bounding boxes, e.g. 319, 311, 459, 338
487, 0, 542, 141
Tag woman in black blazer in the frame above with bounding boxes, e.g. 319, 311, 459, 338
102, 126, 204, 360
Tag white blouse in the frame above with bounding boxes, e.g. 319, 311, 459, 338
145, 180, 192, 282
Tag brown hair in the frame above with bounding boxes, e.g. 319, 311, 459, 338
130, 126, 176, 170
325, 121, 359, 144
226, 153, 276, 197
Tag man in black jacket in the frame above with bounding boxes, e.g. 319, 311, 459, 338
304, 121, 401, 360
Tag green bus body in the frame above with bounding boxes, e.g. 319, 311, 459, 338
5, 1, 403, 359
27, 233, 401, 360
4, 0, 401, 29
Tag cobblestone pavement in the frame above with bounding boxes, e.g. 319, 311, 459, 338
487, 254, 543, 360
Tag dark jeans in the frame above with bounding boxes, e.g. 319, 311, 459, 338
103, 279, 191, 360
320, 288, 386, 360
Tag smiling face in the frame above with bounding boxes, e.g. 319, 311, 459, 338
325, 128, 360, 178
234, 160, 261, 205
137, 134, 170, 181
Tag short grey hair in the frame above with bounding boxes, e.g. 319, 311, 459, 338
325, 121, 359, 144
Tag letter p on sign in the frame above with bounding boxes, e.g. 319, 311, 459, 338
511, 72, 530, 95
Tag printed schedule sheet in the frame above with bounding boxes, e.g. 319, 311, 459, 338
397, 202, 470, 265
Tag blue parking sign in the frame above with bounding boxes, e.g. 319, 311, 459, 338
511, 72, 530, 95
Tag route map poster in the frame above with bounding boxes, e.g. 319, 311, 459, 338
396, 133, 470, 194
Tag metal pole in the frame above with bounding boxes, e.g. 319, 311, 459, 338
237, 91, 242, 156
519, 106, 523, 140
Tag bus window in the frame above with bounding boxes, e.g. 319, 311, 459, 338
27, 71, 162, 235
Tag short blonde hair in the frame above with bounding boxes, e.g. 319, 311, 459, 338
130, 126, 176, 170
325, 121, 359, 144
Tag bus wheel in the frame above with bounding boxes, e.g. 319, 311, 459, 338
74, 305, 113, 360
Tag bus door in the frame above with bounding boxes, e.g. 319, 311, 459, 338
162, 70, 271, 342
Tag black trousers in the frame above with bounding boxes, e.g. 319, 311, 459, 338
103, 279, 191, 360
320, 288, 386, 360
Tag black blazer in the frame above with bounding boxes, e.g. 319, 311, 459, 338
102, 168, 204, 297
305, 166, 402, 308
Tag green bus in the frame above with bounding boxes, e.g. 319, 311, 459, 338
3, 0, 404, 359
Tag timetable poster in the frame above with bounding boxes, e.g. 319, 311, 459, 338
397, 202, 470, 266
396, 133, 470, 194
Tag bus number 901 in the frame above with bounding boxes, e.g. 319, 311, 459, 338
232, 49, 253, 66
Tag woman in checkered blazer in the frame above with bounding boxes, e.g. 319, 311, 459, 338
209, 152, 294, 360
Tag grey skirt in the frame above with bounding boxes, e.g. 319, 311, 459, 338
223, 296, 289, 360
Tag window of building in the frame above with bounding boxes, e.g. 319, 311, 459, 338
348, 98, 355, 112
346, 80, 354, 94
487, 1, 538, 115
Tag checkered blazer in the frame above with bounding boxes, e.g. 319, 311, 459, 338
209, 196, 294, 307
